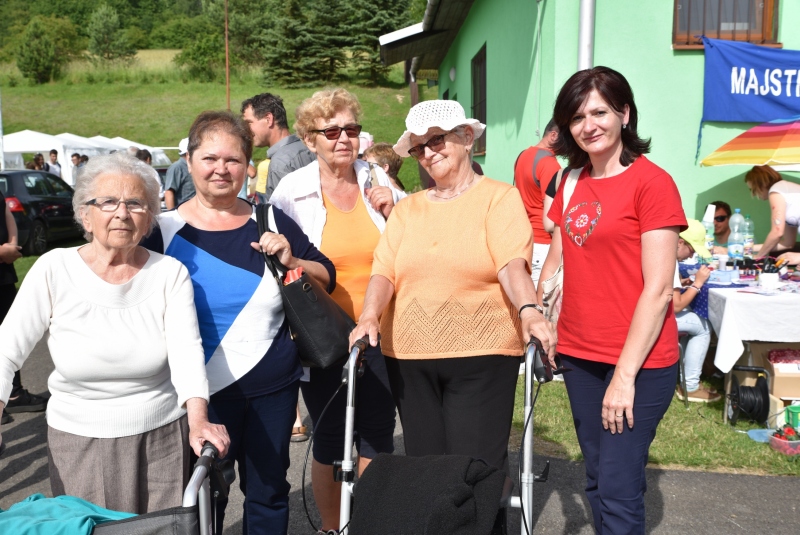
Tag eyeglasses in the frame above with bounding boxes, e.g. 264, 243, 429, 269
310, 124, 362, 140
407, 130, 456, 160
714, 215, 728, 223
86, 197, 148, 213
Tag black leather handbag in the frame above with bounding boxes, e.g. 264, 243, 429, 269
256, 204, 354, 369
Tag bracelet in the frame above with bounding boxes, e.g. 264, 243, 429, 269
519, 303, 544, 319
688, 285, 701, 292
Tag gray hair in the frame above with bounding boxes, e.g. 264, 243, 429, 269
451, 125, 474, 163
73, 152, 162, 241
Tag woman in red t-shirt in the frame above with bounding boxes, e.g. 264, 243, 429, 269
538, 67, 687, 533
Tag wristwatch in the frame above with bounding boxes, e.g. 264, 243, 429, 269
519, 303, 544, 319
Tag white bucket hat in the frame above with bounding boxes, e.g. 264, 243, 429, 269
393, 100, 486, 157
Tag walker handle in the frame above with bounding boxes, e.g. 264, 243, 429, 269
201, 442, 219, 459
350, 335, 370, 355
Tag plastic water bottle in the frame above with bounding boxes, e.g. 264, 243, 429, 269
743, 215, 755, 258
728, 209, 745, 261
729, 208, 745, 233
703, 220, 715, 256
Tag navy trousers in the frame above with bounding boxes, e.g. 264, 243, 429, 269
208, 380, 299, 535
561, 355, 677, 535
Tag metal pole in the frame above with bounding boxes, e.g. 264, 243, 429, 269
339, 345, 361, 534
577, 0, 596, 70
224, 0, 231, 110
0, 89, 5, 171
519, 344, 535, 534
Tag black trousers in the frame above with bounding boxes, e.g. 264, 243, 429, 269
0, 284, 21, 395
385, 355, 520, 472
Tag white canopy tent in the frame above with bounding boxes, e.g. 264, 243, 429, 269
2, 130, 100, 185
1, 130, 176, 185
103, 136, 173, 167
57, 133, 122, 153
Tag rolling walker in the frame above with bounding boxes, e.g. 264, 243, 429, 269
333, 337, 560, 535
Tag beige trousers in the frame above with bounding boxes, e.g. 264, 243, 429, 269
47, 415, 190, 514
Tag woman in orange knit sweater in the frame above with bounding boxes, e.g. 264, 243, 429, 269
350, 101, 555, 485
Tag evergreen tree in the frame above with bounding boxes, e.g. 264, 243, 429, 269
347, 0, 411, 83
16, 18, 57, 84
305, 0, 351, 82
87, 3, 137, 62
261, 0, 322, 87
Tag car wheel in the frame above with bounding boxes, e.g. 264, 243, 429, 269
22, 220, 48, 256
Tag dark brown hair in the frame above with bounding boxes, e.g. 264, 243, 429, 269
552, 66, 650, 169
188, 110, 253, 163
710, 200, 731, 217
241, 93, 288, 130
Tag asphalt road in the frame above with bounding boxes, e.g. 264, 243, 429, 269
1, 340, 798, 534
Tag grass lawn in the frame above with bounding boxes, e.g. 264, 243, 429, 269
1, 54, 431, 191
513, 375, 800, 477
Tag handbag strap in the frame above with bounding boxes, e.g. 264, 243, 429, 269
561, 168, 581, 215
255, 203, 290, 281
368, 162, 380, 187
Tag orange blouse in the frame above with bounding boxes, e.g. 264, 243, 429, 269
320, 191, 382, 321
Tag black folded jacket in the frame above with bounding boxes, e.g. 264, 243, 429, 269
349, 454, 506, 535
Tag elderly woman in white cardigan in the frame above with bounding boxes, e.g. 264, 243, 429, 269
0, 153, 229, 514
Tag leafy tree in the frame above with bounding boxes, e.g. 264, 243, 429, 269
44, 16, 86, 61
261, 0, 322, 87
150, 16, 205, 49
123, 26, 149, 49
16, 19, 58, 84
174, 32, 226, 81
347, 0, 411, 82
3, 14, 83, 66
87, 3, 137, 62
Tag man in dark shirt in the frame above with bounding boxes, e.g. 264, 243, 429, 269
241, 93, 315, 201
0, 192, 47, 427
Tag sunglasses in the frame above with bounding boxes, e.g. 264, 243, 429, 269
311, 124, 362, 140
714, 215, 728, 222
408, 130, 457, 160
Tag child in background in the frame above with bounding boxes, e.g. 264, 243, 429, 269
673, 220, 720, 403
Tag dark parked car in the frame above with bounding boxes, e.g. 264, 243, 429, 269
0, 170, 82, 256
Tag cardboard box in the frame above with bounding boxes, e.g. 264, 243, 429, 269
748, 342, 800, 400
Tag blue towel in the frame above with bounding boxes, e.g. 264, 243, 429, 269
0, 494, 136, 535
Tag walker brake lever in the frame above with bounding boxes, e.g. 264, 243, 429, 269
529, 338, 551, 383
530, 340, 569, 383
552, 354, 570, 376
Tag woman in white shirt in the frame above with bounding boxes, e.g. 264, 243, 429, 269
745, 165, 800, 258
0, 153, 229, 514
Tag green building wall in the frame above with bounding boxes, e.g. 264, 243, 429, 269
437, 0, 800, 241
